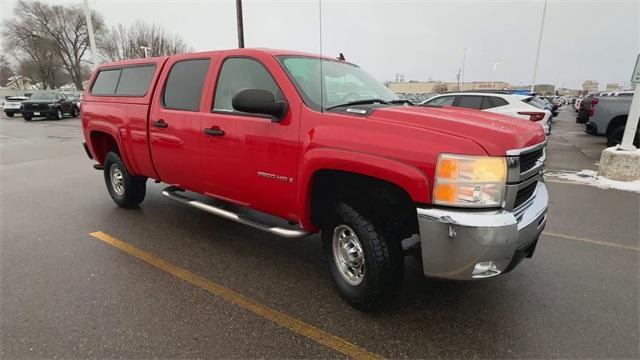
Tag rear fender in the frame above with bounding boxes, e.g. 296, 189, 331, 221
86, 121, 134, 174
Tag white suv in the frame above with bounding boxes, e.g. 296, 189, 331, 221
420, 92, 551, 135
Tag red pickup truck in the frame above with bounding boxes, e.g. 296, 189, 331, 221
82, 48, 548, 311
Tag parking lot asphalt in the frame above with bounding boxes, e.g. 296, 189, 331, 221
1, 109, 638, 359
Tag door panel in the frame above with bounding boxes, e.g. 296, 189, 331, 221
200, 55, 300, 219
149, 57, 213, 192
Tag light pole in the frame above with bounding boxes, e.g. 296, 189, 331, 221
236, 0, 244, 48
490, 62, 501, 88
460, 48, 469, 90
140, 46, 151, 58
82, 0, 98, 67
531, 0, 548, 93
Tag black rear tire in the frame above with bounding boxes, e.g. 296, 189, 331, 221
322, 202, 404, 312
607, 125, 640, 147
103, 151, 147, 208
23, 114, 32, 121
5, 112, 14, 118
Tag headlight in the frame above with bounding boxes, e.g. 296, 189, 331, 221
433, 154, 506, 208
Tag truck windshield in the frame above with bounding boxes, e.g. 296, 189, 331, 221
278, 56, 398, 111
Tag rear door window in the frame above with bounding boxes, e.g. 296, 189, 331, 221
425, 96, 455, 106
91, 69, 121, 95
455, 95, 484, 109
162, 59, 211, 111
484, 96, 508, 109
115, 65, 156, 96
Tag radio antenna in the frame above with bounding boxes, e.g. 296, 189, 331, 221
318, 0, 323, 112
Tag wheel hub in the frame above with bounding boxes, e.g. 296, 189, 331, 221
110, 164, 125, 195
332, 225, 365, 286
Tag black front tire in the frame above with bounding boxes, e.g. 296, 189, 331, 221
322, 202, 404, 312
23, 114, 32, 121
70, 107, 77, 118
55, 108, 63, 120
5, 112, 14, 118
103, 151, 147, 208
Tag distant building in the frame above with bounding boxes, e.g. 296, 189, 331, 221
605, 83, 621, 92
387, 81, 511, 94
582, 80, 599, 93
557, 88, 582, 96
533, 84, 555, 95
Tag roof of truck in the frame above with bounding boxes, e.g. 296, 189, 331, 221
96, 48, 341, 69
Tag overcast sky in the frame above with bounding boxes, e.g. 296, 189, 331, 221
1, 0, 639, 89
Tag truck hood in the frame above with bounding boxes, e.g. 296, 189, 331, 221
368, 106, 546, 155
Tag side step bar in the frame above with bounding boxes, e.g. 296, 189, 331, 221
161, 186, 310, 239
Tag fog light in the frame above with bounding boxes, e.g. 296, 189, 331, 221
472, 261, 501, 279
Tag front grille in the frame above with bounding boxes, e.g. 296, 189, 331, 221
22, 103, 42, 111
514, 180, 537, 208
519, 148, 544, 173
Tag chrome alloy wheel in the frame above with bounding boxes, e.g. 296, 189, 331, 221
332, 225, 365, 286
109, 164, 125, 195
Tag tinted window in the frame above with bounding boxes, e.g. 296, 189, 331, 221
456, 96, 484, 109
116, 65, 156, 96
618, 93, 633, 97
485, 96, 508, 109
214, 58, 284, 112
91, 69, 121, 95
163, 59, 211, 111
426, 96, 455, 106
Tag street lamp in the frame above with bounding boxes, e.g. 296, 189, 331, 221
82, 0, 98, 68
531, 0, 548, 92
460, 48, 470, 89
490, 62, 501, 88
140, 46, 151, 58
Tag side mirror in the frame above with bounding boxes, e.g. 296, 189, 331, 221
232, 89, 288, 121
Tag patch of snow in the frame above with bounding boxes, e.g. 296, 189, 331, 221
544, 169, 640, 193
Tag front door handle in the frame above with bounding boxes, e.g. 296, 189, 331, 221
153, 119, 168, 129
204, 127, 225, 136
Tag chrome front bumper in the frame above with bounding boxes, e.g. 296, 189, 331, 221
417, 181, 548, 280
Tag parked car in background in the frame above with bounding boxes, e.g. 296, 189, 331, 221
420, 92, 551, 135
574, 97, 583, 112
21, 92, 78, 121
576, 94, 598, 123
585, 93, 639, 146
2, 96, 29, 117
64, 94, 82, 113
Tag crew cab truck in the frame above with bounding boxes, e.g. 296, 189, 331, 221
584, 94, 639, 146
82, 49, 548, 311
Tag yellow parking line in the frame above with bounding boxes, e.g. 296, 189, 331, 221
542, 231, 640, 252
89, 231, 383, 360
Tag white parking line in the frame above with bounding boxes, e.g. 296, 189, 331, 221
543, 231, 639, 252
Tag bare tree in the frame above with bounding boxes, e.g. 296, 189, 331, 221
2, 16, 61, 89
0, 55, 15, 87
4, 0, 104, 90
100, 21, 191, 62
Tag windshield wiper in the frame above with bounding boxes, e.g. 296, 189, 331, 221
388, 99, 415, 106
325, 98, 390, 111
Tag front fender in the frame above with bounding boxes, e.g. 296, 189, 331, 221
296, 148, 430, 230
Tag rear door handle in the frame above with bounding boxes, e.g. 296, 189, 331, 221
204, 127, 225, 136
153, 119, 168, 129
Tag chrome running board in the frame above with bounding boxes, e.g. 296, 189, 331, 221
161, 186, 309, 239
